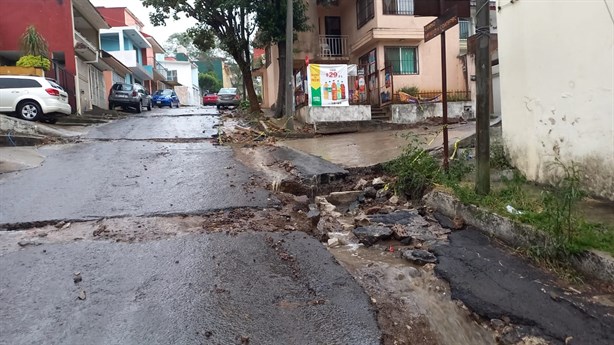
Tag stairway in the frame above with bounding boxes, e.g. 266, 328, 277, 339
370, 106, 390, 121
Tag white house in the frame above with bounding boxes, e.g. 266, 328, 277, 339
497, 0, 614, 200
158, 57, 201, 106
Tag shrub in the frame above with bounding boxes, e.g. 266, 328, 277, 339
398, 86, 420, 96
16, 55, 51, 71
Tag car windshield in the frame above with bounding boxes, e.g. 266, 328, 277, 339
155, 90, 173, 96
113, 84, 133, 91
218, 88, 237, 95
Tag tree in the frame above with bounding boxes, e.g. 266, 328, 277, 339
19, 25, 49, 57
254, 0, 310, 117
199, 71, 223, 93
142, 0, 260, 112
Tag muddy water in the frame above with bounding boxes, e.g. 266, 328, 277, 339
329, 243, 496, 345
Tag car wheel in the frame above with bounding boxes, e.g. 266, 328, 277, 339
135, 102, 142, 113
147, 101, 152, 111
216, 105, 221, 110
17, 100, 42, 121
109, 102, 114, 110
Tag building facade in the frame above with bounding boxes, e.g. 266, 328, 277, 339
0, 0, 119, 113
497, 0, 614, 200
256, 0, 469, 111
159, 57, 201, 106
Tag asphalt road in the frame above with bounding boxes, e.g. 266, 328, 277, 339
0, 232, 380, 345
0, 106, 382, 344
434, 229, 614, 345
0, 107, 269, 227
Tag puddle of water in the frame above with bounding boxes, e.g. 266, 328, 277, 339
330, 244, 496, 345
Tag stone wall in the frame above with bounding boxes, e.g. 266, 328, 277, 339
390, 101, 474, 124
296, 105, 371, 124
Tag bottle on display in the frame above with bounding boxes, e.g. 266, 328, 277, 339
332, 81, 337, 101
323, 82, 329, 100
340, 81, 346, 100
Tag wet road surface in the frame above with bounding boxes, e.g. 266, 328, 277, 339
0, 232, 380, 344
0, 107, 382, 344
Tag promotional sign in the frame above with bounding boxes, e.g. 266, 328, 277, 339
308, 64, 349, 107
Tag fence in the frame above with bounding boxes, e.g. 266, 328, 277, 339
46, 61, 76, 112
393, 90, 471, 103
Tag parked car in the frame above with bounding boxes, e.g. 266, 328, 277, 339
108, 83, 152, 113
216, 88, 241, 109
0, 75, 71, 123
203, 93, 218, 106
152, 89, 180, 108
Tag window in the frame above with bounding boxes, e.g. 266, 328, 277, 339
383, 0, 414, 15
0, 78, 42, 89
112, 83, 133, 91
167, 70, 178, 82
385, 47, 418, 75
356, 0, 374, 29
265, 45, 272, 68
459, 19, 470, 39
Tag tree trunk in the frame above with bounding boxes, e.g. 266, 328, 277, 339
241, 64, 261, 113
275, 40, 286, 118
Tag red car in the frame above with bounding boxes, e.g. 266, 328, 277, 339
203, 93, 218, 106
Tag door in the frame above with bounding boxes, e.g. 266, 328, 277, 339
324, 17, 342, 56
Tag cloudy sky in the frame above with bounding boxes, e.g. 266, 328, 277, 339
90, 0, 196, 44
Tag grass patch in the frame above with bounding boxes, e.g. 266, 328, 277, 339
386, 135, 614, 259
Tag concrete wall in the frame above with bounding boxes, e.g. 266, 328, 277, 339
497, 0, 614, 200
390, 101, 473, 124
296, 105, 371, 124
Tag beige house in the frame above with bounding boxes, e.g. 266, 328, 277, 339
256, 0, 469, 116
497, 0, 614, 200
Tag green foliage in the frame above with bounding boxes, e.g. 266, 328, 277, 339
142, 0, 260, 112
398, 86, 420, 96
253, 0, 311, 47
19, 25, 48, 57
385, 135, 442, 199
199, 71, 222, 93
490, 143, 512, 169
16, 55, 50, 71
239, 99, 250, 110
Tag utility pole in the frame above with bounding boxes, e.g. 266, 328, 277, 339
285, 0, 295, 130
475, 0, 491, 195
439, 0, 449, 172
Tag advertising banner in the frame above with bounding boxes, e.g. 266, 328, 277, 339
308, 64, 349, 107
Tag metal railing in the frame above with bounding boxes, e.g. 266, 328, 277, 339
318, 35, 349, 58
383, 0, 414, 15
155, 61, 169, 75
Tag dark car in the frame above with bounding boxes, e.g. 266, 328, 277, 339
216, 88, 241, 109
152, 89, 180, 108
203, 93, 218, 106
108, 83, 152, 113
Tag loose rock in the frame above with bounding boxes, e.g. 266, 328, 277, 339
73, 272, 82, 284
376, 188, 392, 200
78, 289, 87, 300
372, 177, 386, 189
17, 240, 41, 247
327, 238, 340, 247
354, 178, 368, 190
353, 226, 393, 246
401, 249, 438, 265
354, 214, 371, 227
388, 195, 399, 205
326, 191, 363, 207
363, 187, 377, 199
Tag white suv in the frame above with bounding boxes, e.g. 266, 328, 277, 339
0, 75, 72, 122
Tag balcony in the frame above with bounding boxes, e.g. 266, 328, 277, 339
153, 62, 169, 81
318, 35, 349, 59
107, 50, 152, 81
74, 31, 98, 61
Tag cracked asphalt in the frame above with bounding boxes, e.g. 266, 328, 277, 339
0, 106, 382, 344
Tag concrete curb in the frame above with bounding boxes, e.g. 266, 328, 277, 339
423, 190, 614, 283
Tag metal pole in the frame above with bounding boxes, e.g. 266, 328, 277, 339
475, 0, 491, 195
285, 0, 295, 130
440, 0, 449, 172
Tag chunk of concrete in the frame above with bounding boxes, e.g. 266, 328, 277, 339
352, 226, 393, 246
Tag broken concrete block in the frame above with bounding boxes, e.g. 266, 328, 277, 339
326, 191, 362, 206
372, 177, 386, 189
402, 249, 438, 265
389, 195, 399, 205
327, 238, 340, 247
354, 178, 368, 190
352, 226, 393, 246
363, 187, 377, 199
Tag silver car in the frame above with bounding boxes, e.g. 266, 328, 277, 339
216, 88, 241, 109
108, 83, 152, 113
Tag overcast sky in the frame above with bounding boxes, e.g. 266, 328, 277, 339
90, 0, 196, 44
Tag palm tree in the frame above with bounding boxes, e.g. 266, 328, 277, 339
19, 25, 49, 57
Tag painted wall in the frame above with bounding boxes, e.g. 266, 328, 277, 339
0, 0, 76, 75
101, 33, 120, 51
497, 0, 614, 200
297, 105, 371, 124
391, 101, 473, 124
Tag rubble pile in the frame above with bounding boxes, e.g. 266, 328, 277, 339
304, 176, 463, 265
212, 114, 314, 145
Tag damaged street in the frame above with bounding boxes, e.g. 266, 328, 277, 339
1, 107, 613, 345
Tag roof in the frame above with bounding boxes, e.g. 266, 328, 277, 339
141, 32, 166, 54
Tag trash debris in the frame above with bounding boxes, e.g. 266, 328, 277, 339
73, 272, 82, 284
78, 289, 87, 300
17, 240, 41, 247
506, 205, 523, 215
